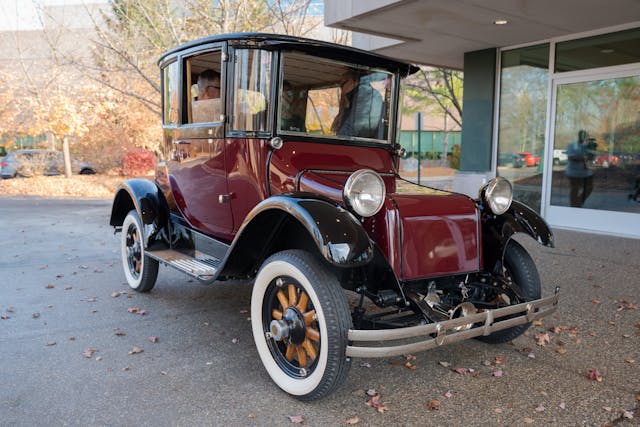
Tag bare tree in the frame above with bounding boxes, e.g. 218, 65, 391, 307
403, 67, 463, 128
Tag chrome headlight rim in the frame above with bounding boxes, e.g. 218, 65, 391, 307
482, 177, 513, 215
343, 169, 386, 218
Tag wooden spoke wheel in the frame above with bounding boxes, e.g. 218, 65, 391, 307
251, 250, 351, 401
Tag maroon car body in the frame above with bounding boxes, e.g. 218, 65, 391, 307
109, 33, 559, 400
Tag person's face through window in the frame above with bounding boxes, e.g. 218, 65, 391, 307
340, 73, 358, 96
199, 74, 220, 100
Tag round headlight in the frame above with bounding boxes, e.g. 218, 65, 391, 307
343, 169, 386, 217
483, 177, 513, 215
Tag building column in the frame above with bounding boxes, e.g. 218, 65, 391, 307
454, 48, 496, 196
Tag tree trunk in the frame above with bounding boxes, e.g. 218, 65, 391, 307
62, 137, 72, 178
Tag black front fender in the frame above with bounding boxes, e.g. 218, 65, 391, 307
482, 200, 554, 272
219, 194, 374, 278
110, 178, 168, 229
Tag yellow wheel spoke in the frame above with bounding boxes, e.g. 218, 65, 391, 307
303, 309, 315, 325
296, 291, 308, 312
276, 289, 289, 310
302, 338, 317, 362
288, 284, 297, 307
285, 344, 295, 361
306, 327, 320, 342
297, 346, 307, 367
271, 309, 283, 320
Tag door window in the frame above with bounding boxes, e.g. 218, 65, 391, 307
186, 52, 224, 126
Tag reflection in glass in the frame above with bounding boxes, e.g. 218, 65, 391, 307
497, 44, 549, 212
551, 76, 640, 214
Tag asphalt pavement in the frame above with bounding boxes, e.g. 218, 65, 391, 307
0, 198, 638, 426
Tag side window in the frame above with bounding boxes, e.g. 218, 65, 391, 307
185, 52, 223, 125
230, 49, 272, 133
162, 61, 179, 125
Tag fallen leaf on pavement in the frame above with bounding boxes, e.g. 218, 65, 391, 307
111, 292, 121, 298
288, 415, 304, 424
535, 404, 545, 412
128, 347, 144, 355
559, 402, 566, 410
46, 284, 55, 289
439, 361, 451, 367
345, 416, 360, 425
603, 406, 612, 412
493, 370, 503, 377
148, 336, 159, 343
45, 342, 56, 346
622, 410, 633, 419
404, 361, 417, 370
114, 328, 126, 336
365, 393, 388, 413
444, 391, 453, 398
32, 312, 40, 319
556, 348, 568, 355
427, 400, 441, 411
523, 417, 534, 424
588, 369, 603, 382
535, 332, 551, 346
83, 348, 97, 358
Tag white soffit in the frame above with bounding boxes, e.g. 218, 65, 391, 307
326, 0, 640, 68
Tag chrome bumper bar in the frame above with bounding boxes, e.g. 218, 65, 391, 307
346, 288, 560, 358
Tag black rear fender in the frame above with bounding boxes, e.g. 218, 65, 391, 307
110, 179, 169, 235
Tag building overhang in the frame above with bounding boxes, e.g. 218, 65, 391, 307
325, 0, 640, 69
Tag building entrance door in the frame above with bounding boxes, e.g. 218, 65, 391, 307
545, 69, 640, 237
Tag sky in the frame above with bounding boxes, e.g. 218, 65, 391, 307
0, 0, 107, 31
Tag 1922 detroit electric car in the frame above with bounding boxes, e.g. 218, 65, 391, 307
110, 33, 559, 400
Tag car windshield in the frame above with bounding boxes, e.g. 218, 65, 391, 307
278, 51, 393, 143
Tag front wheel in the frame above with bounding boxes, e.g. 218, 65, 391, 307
251, 250, 352, 401
478, 240, 541, 344
121, 210, 158, 292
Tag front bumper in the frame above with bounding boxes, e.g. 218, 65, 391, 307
346, 288, 560, 358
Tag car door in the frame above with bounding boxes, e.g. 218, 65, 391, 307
164, 45, 233, 238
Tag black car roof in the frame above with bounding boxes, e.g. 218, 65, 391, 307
159, 32, 418, 76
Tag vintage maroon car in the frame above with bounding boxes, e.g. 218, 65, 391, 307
110, 33, 559, 400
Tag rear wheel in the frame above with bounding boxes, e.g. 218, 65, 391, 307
478, 240, 541, 344
121, 210, 158, 292
251, 250, 352, 400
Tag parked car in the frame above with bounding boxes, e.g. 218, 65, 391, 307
498, 152, 525, 168
109, 33, 559, 400
516, 152, 540, 167
0, 149, 95, 179
593, 153, 620, 168
553, 149, 568, 165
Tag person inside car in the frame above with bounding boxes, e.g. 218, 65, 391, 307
192, 69, 221, 123
331, 71, 384, 139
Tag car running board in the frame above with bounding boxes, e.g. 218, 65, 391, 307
146, 249, 221, 281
